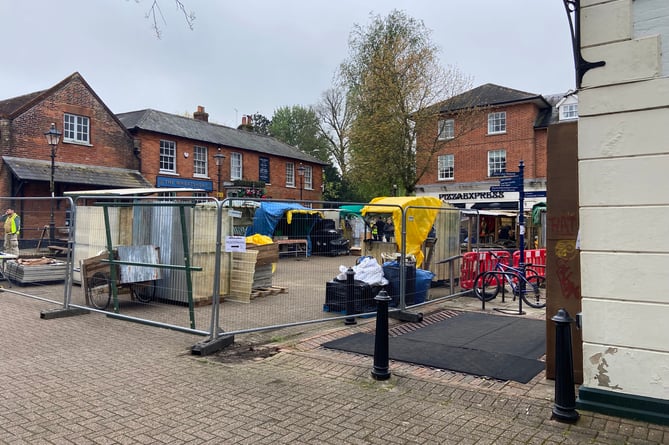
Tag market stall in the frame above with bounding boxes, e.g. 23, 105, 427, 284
361, 196, 443, 268
245, 202, 324, 256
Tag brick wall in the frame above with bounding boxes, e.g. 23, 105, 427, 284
417, 102, 547, 184
8, 77, 136, 170
0, 76, 138, 201
134, 130, 322, 201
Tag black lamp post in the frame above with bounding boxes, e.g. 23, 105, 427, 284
213, 152, 226, 197
297, 163, 306, 201
44, 123, 61, 244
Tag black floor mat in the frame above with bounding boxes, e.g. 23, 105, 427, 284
322, 312, 546, 383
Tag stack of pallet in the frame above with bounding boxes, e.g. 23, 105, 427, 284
5, 258, 67, 284
228, 243, 280, 303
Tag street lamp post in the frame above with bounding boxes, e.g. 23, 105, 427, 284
44, 123, 61, 244
297, 163, 306, 201
213, 152, 226, 197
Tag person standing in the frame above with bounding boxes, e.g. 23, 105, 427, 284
374, 218, 385, 241
2, 208, 20, 256
383, 217, 395, 243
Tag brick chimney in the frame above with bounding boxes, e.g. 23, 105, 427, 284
193, 106, 209, 122
238, 115, 253, 131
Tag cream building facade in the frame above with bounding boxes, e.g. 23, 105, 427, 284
576, 0, 669, 423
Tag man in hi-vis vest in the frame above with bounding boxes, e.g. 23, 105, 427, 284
1, 208, 20, 256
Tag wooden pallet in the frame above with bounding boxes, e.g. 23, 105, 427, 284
192, 295, 225, 307
250, 286, 287, 299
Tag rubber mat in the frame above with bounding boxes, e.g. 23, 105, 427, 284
322, 311, 546, 383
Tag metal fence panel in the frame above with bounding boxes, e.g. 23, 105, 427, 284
2, 195, 473, 341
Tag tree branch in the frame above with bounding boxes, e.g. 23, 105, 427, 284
143, 0, 195, 39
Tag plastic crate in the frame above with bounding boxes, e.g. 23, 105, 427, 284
324, 279, 381, 314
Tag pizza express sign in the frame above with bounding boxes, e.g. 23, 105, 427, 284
439, 191, 505, 201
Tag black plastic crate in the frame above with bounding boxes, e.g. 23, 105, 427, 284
324, 279, 382, 314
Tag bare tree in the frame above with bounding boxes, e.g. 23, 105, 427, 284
141, 0, 195, 38
315, 81, 354, 175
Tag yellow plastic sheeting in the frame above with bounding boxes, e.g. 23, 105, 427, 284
245, 234, 277, 273
285, 209, 323, 224
246, 234, 274, 245
362, 196, 442, 267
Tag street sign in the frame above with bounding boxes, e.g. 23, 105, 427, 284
499, 177, 522, 187
490, 186, 519, 192
524, 191, 546, 198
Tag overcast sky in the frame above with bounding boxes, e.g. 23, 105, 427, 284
1, 0, 575, 128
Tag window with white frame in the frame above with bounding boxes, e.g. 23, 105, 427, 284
488, 149, 506, 177
193, 146, 208, 177
438, 119, 454, 140
487, 111, 506, 134
160, 140, 176, 173
63, 113, 90, 144
559, 103, 578, 120
438, 154, 454, 180
304, 165, 313, 189
192, 191, 208, 203
230, 152, 242, 180
286, 162, 295, 187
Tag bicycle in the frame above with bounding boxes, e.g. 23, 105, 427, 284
473, 252, 546, 308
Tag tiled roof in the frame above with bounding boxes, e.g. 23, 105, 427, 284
2, 156, 151, 188
535, 92, 573, 128
0, 91, 47, 118
439, 83, 549, 113
117, 109, 327, 165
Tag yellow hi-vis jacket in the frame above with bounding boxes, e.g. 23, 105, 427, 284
4, 214, 20, 235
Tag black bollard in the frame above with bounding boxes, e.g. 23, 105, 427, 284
344, 267, 357, 325
551, 308, 580, 422
371, 289, 392, 380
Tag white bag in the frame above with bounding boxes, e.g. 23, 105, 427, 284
337, 256, 388, 286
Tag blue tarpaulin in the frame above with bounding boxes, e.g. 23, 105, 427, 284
246, 202, 323, 255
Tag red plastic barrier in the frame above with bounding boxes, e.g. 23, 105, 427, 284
460, 251, 510, 290
512, 249, 546, 276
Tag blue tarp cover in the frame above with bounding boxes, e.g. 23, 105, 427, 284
246, 202, 322, 255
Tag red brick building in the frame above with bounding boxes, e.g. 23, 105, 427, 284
0, 72, 326, 246
117, 108, 325, 201
416, 84, 574, 211
0, 72, 150, 238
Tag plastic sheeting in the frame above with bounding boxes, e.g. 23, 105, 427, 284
361, 196, 442, 267
245, 202, 323, 255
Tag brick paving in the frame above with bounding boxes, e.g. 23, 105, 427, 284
1, 288, 668, 444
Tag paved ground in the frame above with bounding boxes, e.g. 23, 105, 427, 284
1, 287, 668, 444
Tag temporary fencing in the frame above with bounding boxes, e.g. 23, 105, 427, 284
513, 249, 547, 276
3, 195, 472, 350
459, 250, 511, 290
0, 196, 75, 308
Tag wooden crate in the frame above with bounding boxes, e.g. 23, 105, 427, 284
246, 243, 279, 267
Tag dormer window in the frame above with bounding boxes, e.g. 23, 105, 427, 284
557, 94, 579, 121
560, 103, 578, 120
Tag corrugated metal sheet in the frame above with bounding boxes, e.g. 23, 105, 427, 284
133, 206, 191, 304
